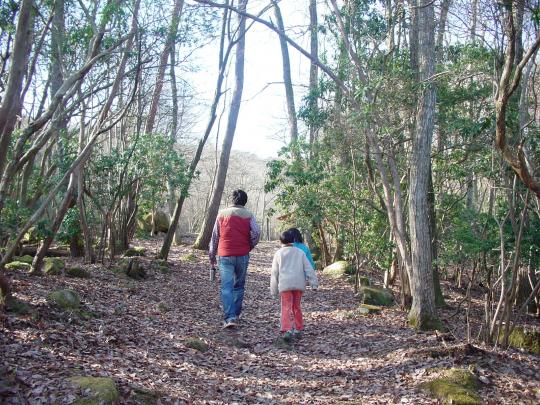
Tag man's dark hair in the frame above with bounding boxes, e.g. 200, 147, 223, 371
280, 229, 294, 244
288, 228, 303, 243
232, 189, 248, 206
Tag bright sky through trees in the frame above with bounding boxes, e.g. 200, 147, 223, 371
187, 1, 311, 159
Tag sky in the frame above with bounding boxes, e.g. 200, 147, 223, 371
187, 1, 313, 159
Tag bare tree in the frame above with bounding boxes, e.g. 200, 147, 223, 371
193, 0, 248, 250
272, 0, 298, 143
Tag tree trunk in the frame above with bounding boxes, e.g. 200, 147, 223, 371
429, 166, 445, 307
31, 177, 76, 275
193, 0, 248, 251
407, 0, 440, 330
0, 0, 35, 306
159, 2, 234, 259
144, 0, 184, 135
0, 0, 34, 215
308, 0, 318, 148
167, 44, 183, 245
494, 3, 540, 199
272, 0, 298, 143
76, 97, 94, 263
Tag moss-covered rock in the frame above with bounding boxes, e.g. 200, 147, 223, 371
5, 297, 31, 315
5, 261, 32, 271
322, 261, 352, 278
505, 327, 540, 355
47, 289, 80, 310
357, 304, 382, 315
157, 301, 171, 313
21, 227, 39, 244
16, 255, 34, 264
66, 267, 91, 278
424, 368, 481, 405
125, 258, 147, 280
70, 376, 119, 405
359, 286, 394, 307
150, 259, 170, 273
359, 276, 371, 286
124, 246, 146, 257
140, 211, 170, 234
130, 387, 160, 404
180, 252, 197, 262
185, 337, 209, 352
43, 257, 65, 275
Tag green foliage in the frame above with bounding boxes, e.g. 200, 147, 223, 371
266, 141, 392, 270
0, 0, 18, 34
87, 131, 188, 216
58, 207, 81, 245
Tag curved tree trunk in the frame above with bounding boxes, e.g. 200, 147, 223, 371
193, 0, 248, 251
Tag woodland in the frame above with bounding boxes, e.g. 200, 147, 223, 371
1, 0, 540, 404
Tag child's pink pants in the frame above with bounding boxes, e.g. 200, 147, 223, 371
280, 290, 303, 332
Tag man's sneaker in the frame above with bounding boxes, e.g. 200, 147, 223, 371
223, 319, 237, 329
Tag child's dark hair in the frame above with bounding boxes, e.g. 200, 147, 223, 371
288, 228, 303, 243
232, 189, 248, 206
280, 229, 294, 244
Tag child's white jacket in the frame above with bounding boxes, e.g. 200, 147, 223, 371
271, 246, 318, 297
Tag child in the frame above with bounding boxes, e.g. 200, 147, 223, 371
271, 229, 318, 342
288, 227, 316, 270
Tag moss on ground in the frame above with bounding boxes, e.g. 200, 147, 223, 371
424, 368, 481, 405
70, 376, 119, 405
185, 337, 209, 352
180, 252, 197, 262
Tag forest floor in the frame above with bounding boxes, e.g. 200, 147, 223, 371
1, 239, 539, 404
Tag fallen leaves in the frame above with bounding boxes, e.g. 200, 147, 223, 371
1, 240, 539, 404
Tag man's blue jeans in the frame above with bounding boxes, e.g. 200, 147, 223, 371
218, 255, 249, 322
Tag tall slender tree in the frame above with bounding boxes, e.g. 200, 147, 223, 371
407, 0, 440, 329
193, 0, 248, 250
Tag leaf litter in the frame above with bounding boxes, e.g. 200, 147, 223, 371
1, 240, 539, 404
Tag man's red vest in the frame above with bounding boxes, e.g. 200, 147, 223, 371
217, 206, 253, 257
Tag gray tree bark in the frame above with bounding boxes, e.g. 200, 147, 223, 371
272, 1, 298, 143
407, 0, 440, 329
0, 0, 34, 307
308, 0, 318, 147
193, 0, 248, 251
144, 0, 184, 135
159, 2, 235, 259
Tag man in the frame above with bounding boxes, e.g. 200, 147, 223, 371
209, 189, 260, 328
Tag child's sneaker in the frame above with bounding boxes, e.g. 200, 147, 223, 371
282, 330, 294, 342
292, 330, 303, 340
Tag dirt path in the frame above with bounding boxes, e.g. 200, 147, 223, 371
1, 240, 539, 404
